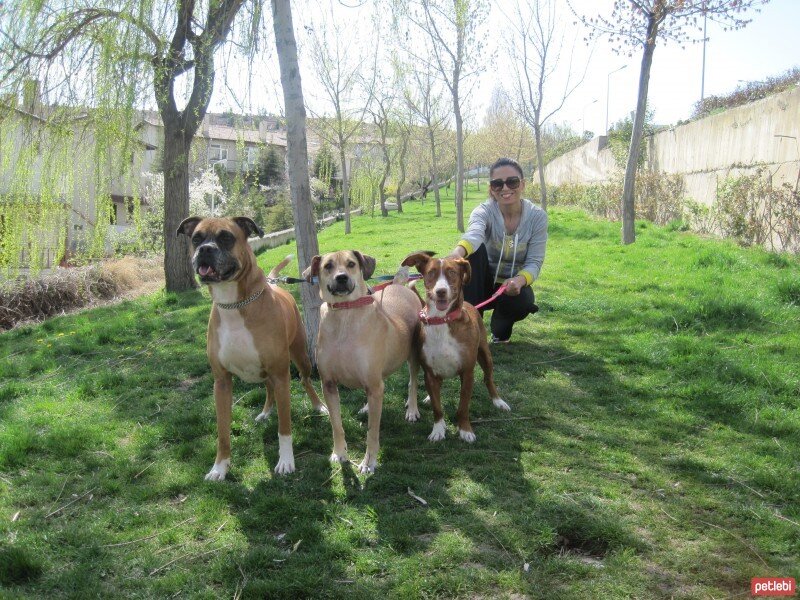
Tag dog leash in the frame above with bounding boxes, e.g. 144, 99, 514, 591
472, 284, 508, 310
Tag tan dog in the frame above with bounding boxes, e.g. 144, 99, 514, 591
305, 250, 422, 473
401, 251, 510, 443
177, 216, 325, 481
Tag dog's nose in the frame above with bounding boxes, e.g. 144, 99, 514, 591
436, 288, 447, 298
335, 273, 349, 284
198, 244, 217, 255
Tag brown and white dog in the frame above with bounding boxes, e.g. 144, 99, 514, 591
305, 250, 422, 473
177, 216, 325, 481
401, 251, 510, 443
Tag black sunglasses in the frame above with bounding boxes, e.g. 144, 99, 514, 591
489, 176, 522, 191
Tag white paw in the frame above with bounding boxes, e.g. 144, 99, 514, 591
458, 429, 477, 443
358, 402, 369, 415
274, 458, 296, 475
204, 459, 230, 481
255, 408, 273, 422
428, 420, 446, 442
315, 404, 330, 415
358, 456, 377, 474
330, 451, 349, 464
493, 398, 511, 411
405, 407, 420, 422
422, 395, 431, 404
274, 434, 295, 475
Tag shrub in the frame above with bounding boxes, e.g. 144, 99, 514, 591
715, 168, 800, 252
0, 257, 162, 330
692, 67, 800, 120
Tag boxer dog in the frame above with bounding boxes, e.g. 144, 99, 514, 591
401, 251, 510, 443
177, 216, 325, 481
304, 250, 422, 473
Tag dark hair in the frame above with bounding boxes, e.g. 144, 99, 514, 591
489, 157, 524, 179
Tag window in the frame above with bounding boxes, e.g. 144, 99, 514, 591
209, 143, 228, 163
246, 145, 260, 166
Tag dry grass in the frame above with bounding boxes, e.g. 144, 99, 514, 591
0, 256, 163, 331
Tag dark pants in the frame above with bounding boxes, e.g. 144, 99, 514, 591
464, 245, 538, 341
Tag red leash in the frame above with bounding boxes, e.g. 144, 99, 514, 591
473, 284, 508, 310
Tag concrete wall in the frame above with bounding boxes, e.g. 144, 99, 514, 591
543, 85, 800, 206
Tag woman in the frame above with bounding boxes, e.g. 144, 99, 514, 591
449, 157, 547, 343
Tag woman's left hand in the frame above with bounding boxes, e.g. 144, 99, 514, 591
504, 276, 525, 296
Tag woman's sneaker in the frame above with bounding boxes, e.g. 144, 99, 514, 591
490, 335, 510, 344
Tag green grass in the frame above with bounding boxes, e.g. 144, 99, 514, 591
1, 187, 799, 598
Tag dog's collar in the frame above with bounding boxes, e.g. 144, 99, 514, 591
419, 307, 462, 325
216, 287, 265, 310
329, 295, 375, 310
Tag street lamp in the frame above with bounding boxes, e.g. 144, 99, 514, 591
581, 98, 598, 137
606, 65, 627, 134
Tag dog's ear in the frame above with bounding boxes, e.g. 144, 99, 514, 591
232, 217, 265, 239
456, 257, 471, 285
176, 217, 202, 238
302, 255, 322, 283
401, 251, 434, 273
352, 251, 376, 280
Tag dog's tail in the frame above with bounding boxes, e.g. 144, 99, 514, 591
268, 254, 294, 279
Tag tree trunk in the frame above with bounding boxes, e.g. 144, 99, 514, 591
272, 0, 321, 366
339, 145, 351, 234
396, 134, 408, 213
454, 101, 465, 232
622, 14, 658, 245
533, 122, 548, 210
162, 118, 198, 292
428, 127, 441, 217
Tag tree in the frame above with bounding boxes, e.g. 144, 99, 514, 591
506, 0, 588, 210
271, 0, 321, 364
399, 0, 489, 232
1, 1, 256, 290
306, 4, 378, 234
572, 0, 768, 244
403, 63, 449, 218
256, 147, 283, 187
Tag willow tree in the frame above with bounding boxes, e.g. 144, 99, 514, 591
0, 1, 256, 290
572, 0, 768, 245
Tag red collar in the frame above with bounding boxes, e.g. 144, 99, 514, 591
329, 295, 375, 310
419, 307, 462, 325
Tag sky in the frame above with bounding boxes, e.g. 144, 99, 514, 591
206, 0, 800, 137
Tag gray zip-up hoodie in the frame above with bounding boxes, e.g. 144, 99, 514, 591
458, 198, 548, 285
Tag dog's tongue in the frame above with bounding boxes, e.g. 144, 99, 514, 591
199, 265, 214, 276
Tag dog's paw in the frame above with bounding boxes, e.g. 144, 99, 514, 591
255, 408, 273, 422
405, 407, 420, 422
492, 398, 511, 411
358, 402, 369, 415
428, 420, 446, 442
358, 455, 377, 474
422, 395, 431, 404
458, 429, 477, 443
330, 451, 349, 464
315, 403, 330, 416
274, 458, 296, 475
204, 460, 230, 482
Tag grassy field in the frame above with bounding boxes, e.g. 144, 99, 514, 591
1, 187, 799, 598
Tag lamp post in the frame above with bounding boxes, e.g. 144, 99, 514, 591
606, 65, 627, 134
581, 98, 597, 137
